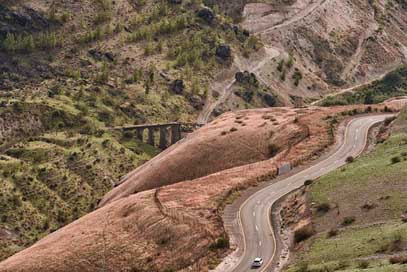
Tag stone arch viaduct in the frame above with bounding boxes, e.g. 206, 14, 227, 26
110, 123, 202, 149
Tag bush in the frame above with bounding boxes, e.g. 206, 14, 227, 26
357, 260, 369, 269
304, 179, 314, 186
391, 156, 401, 164
342, 216, 355, 226
292, 70, 303, 86
209, 236, 229, 250
268, 143, 279, 158
316, 202, 330, 214
346, 156, 355, 163
327, 228, 338, 238
389, 255, 407, 264
294, 227, 313, 243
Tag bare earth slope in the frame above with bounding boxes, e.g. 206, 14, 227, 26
241, 0, 407, 103
1, 104, 402, 272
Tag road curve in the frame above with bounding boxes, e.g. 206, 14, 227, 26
226, 114, 391, 272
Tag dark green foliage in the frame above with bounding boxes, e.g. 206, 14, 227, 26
292, 70, 303, 86
321, 65, 407, 106
316, 202, 330, 214
294, 227, 314, 243
342, 216, 356, 226
1, 32, 61, 53
327, 228, 338, 238
268, 143, 280, 158
391, 156, 401, 164
209, 236, 230, 250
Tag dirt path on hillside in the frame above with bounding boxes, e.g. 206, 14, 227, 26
197, 46, 281, 124
258, 0, 328, 34
310, 72, 388, 105
198, 0, 327, 124
341, 21, 379, 81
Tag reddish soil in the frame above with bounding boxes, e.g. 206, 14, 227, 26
0, 104, 402, 272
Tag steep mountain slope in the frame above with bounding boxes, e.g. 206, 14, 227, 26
1, 0, 406, 268
0, 0, 269, 261
218, 0, 407, 107
1, 105, 396, 272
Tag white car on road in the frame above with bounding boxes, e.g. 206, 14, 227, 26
252, 257, 263, 268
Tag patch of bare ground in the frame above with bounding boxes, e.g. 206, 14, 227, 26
239, 0, 407, 103
0, 104, 402, 272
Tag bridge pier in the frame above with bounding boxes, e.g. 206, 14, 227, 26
112, 122, 197, 149
136, 128, 144, 142
159, 127, 168, 149
171, 124, 181, 145
148, 127, 155, 146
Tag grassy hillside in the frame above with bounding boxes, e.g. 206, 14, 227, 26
0, 0, 266, 260
285, 108, 407, 272
320, 65, 407, 106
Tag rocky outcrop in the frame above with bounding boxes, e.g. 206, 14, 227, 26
0, 4, 52, 40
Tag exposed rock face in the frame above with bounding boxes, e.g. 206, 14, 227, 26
237, 0, 407, 101
0, 5, 51, 40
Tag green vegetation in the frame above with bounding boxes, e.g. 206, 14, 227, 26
0, 0, 263, 262
0, 128, 156, 260
209, 236, 230, 251
285, 107, 407, 272
2, 32, 62, 53
320, 65, 407, 106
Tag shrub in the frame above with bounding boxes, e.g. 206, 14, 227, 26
209, 236, 229, 250
327, 228, 338, 238
304, 179, 314, 186
277, 59, 284, 72
357, 260, 369, 269
294, 227, 313, 243
268, 143, 279, 157
346, 156, 355, 163
391, 156, 401, 164
389, 255, 407, 264
316, 202, 330, 214
342, 216, 355, 226
292, 70, 303, 86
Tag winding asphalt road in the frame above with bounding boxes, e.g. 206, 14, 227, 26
228, 114, 391, 272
